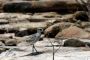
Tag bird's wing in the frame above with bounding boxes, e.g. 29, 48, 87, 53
25, 34, 36, 42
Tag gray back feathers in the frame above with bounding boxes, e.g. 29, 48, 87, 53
25, 28, 43, 45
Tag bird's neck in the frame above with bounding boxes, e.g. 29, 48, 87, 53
37, 30, 41, 33
37, 31, 42, 34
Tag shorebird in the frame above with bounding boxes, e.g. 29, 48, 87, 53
2, 28, 43, 56
25, 28, 43, 53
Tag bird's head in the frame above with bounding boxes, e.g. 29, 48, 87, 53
37, 28, 43, 33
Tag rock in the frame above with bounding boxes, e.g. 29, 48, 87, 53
52, 11, 88, 23
0, 48, 6, 53
3, 1, 87, 13
59, 14, 75, 22
0, 41, 6, 53
17, 42, 30, 46
13, 22, 49, 36
39, 12, 61, 18
74, 11, 89, 21
5, 39, 17, 46
12, 37, 25, 43
0, 24, 20, 34
0, 29, 6, 34
84, 28, 90, 32
81, 22, 90, 28
87, 0, 90, 21
0, 41, 5, 46
0, 22, 49, 35
0, 1, 3, 12
64, 39, 85, 47
15, 29, 28, 37
0, 13, 31, 23
31, 12, 61, 22
85, 42, 90, 47
55, 26, 90, 39
0, 33, 15, 41
10, 22, 48, 29
39, 35, 44, 41
0, 57, 15, 60
45, 22, 74, 37
0, 19, 9, 24
45, 25, 60, 38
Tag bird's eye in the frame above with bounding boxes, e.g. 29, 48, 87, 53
26, 40, 30, 42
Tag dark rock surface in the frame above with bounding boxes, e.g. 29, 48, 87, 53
64, 39, 85, 47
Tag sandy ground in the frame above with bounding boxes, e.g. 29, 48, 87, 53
0, 47, 90, 60
0, 38, 90, 60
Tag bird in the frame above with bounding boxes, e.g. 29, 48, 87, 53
3, 28, 43, 56
25, 28, 43, 53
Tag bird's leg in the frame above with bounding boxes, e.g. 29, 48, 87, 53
33, 44, 38, 53
32, 44, 35, 53
5, 48, 13, 56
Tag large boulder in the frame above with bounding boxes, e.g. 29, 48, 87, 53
64, 39, 85, 47
45, 22, 74, 37
3, 0, 87, 13
45, 25, 61, 38
56, 26, 90, 39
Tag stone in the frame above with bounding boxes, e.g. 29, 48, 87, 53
0, 41, 5, 46
5, 39, 17, 46
84, 28, 90, 32
10, 22, 48, 29
17, 42, 30, 46
45, 25, 60, 38
0, 22, 49, 35
85, 42, 90, 47
53, 11, 88, 23
14, 22, 49, 36
63, 39, 85, 47
60, 14, 75, 22
56, 26, 90, 39
87, 0, 90, 21
0, 13, 31, 23
40, 12, 61, 18
74, 11, 89, 21
81, 22, 90, 28
31, 12, 61, 22
0, 41, 6, 53
0, 19, 9, 24
3, 1, 86, 13
45, 22, 74, 37
0, 33, 15, 41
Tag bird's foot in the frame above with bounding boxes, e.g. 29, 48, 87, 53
30, 51, 43, 56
